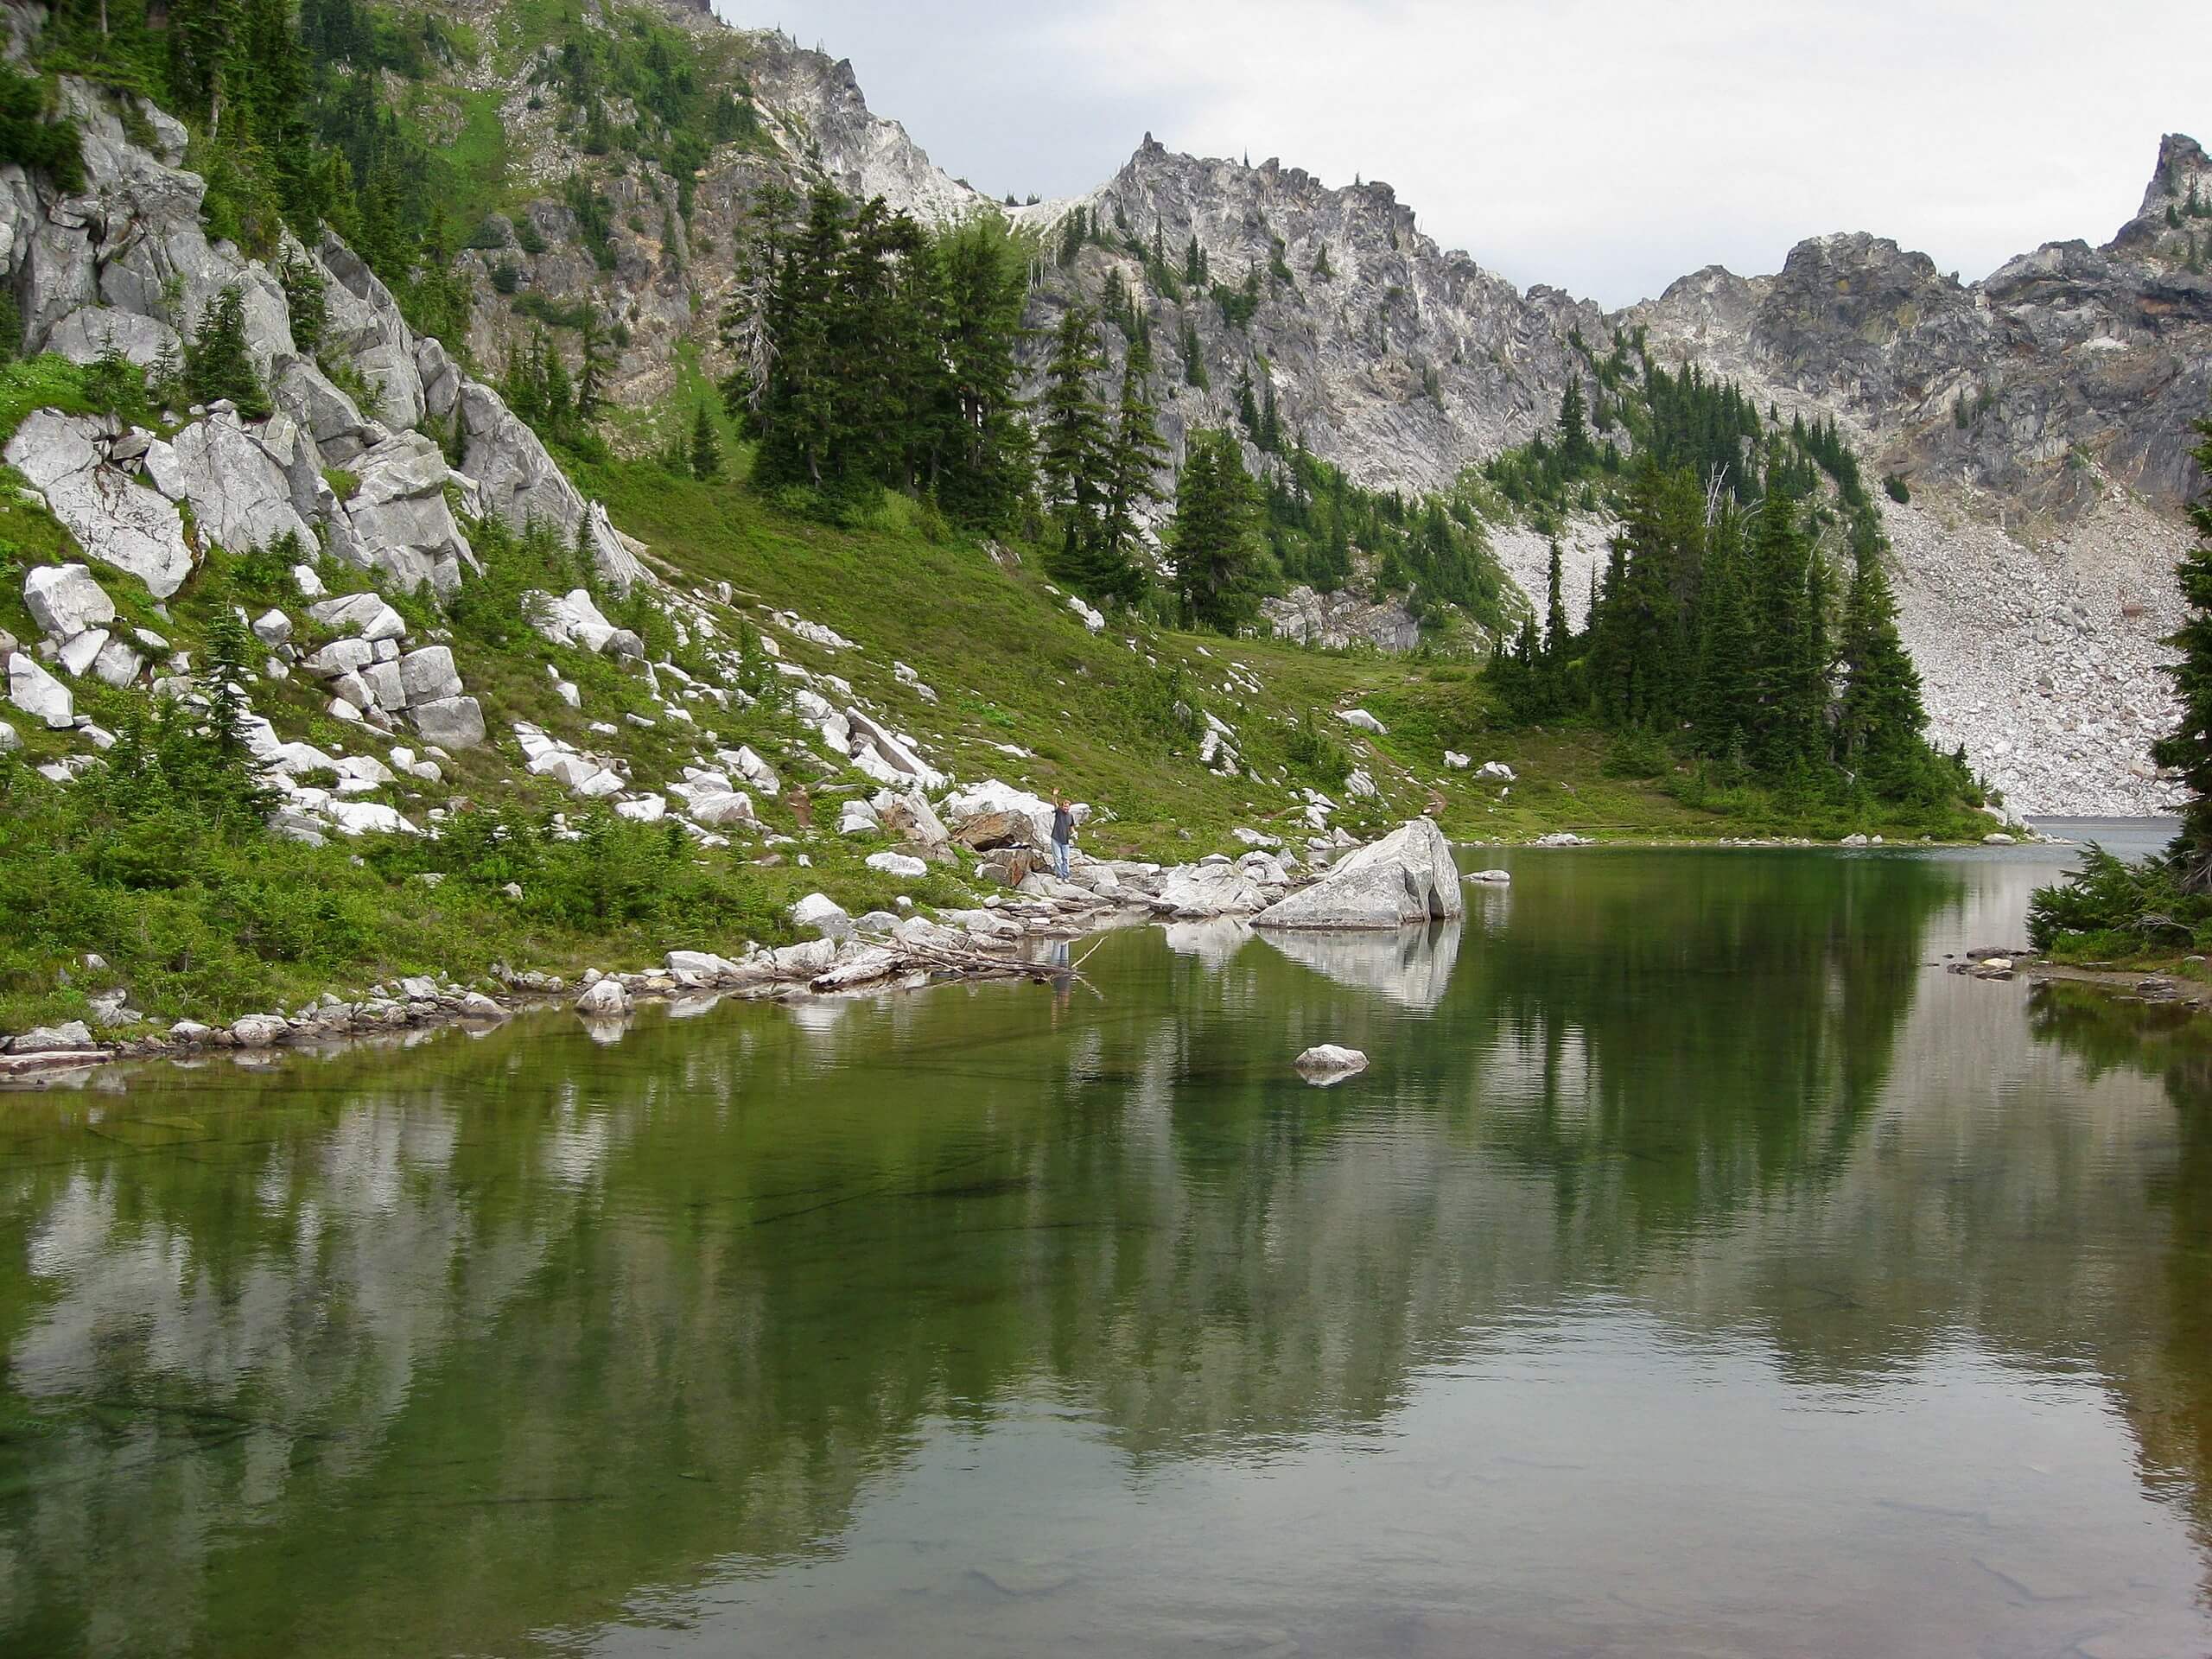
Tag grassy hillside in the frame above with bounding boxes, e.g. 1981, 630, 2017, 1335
0, 344, 1992, 1039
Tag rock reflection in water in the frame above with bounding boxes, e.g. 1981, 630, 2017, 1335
1258, 917, 1462, 1011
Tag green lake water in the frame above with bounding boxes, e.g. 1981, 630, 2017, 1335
3, 828, 2211, 1657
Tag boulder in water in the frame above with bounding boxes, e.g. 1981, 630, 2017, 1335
1294, 1044, 1369, 1084
1253, 818, 1464, 931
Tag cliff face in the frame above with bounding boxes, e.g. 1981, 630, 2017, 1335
1625, 142, 2212, 523
1010, 139, 1605, 495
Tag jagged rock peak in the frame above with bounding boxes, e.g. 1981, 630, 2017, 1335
2136, 132, 2211, 220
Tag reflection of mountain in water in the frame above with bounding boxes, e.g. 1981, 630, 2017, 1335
1, 853, 2207, 1654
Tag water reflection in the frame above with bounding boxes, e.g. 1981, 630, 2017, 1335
0, 846, 2207, 1656
1260, 917, 1463, 1010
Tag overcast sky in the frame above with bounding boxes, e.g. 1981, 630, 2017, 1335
731, 1, 2203, 308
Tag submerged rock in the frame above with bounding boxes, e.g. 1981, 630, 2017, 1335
1294, 1044, 1369, 1084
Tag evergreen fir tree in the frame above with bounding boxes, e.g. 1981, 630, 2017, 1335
1083, 334, 1169, 607
1692, 503, 1757, 759
202, 607, 257, 767
1171, 429, 1265, 633
1745, 490, 1822, 779
2152, 416, 2212, 888
1557, 379, 1596, 474
1038, 306, 1113, 555
1834, 507, 1934, 798
690, 404, 721, 480
185, 285, 270, 418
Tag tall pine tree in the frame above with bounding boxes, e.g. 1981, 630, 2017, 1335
2153, 416, 2212, 888
1171, 430, 1265, 633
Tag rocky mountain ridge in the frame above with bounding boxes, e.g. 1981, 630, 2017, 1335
8, 0, 2209, 813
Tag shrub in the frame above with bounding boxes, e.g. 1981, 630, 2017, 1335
1883, 473, 1910, 504
1281, 713, 1353, 786
0, 66, 85, 194
1601, 725, 1670, 779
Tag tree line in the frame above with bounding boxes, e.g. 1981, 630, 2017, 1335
1490, 445, 1965, 806
718, 181, 1033, 530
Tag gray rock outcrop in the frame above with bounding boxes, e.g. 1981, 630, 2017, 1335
5, 411, 194, 597
1254, 817, 1464, 931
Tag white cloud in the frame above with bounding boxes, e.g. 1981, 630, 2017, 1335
733, 0, 2202, 306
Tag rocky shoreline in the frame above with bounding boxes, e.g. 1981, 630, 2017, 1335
0, 814, 1471, 1087
0, 808, 2067, 1087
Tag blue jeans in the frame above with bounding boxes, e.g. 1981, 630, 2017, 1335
1052, 839, 1070, 879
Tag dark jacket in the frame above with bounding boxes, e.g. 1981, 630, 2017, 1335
1052, 806, 1073, 846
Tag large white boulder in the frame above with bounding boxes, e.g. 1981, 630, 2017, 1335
845, 705, 947, 792
44, 305, 181, 368
90, 636, 142, 688
272, 354, 379, 463
458, 379, 586, 541
303, 636, 375, 678
5, 411, 194, 597
689, 791, 757, 827
527, 588, 622, 654
327, 800, 419, 836
334, 429, 474, 597
866, 851, 930, 880
308, 592, 408, 642
790, 893, 853, 936
575, 976, 631, 1017
397, 645, 462, 707
410, 695, 486, 751
57, 628, 108, 677
1294, 1044, 1369, 1084
940, 779, 1088, 848
142, 410, 314, 556
1253, 817, 1465, 931
23, 563, 116, 640
7, 652, 73, 728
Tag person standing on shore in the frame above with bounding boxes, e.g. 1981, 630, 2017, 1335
1050, 791, 1075, 880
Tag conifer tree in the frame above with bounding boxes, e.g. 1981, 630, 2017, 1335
1038, 306, 1112, 555
1083, 336, 1168, 607
1557, 379, 1596, 474
1542, 538, 1570, 660
1745, 491, 1822, 778
185, 285, 270, 418
690, 405, 721, 480
1692, 503, 1758, 760
1171, 429, 1265, 633
1834, 507, 1933, 797
2152, 417, 2212, 888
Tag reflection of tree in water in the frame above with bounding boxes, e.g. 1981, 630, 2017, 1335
2028, 982, 2212, 1599
6, 850, 2193, 1659
1464, 852, 1961, 1232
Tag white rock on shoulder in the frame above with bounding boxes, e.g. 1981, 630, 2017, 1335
23, 564, 116, 640
790, 893, 853, 936
8, 652, 73, 728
